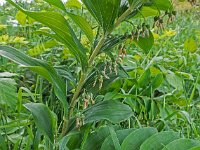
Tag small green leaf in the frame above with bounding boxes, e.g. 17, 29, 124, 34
137, 68, 151, 88
24, 103, 57, 142
134, 31, 154, 54
134, 6, 159, 18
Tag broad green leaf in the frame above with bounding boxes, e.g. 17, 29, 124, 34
140, 131, 180, 150
24, 103, 57, 142
43, 0, 66, 11
16, 11, 26, 25
82, 0, 120, 33
134, 31, 154, 54
101, 128, 135, 150
83, 100, 133, 124
121, 127, 157, 150
0, 46, 68, 114
162, 139, 200, 150
184, 38, 197, 53
8, 0, 88, 71
67, 13, 94, 42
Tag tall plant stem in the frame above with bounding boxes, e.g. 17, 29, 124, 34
61, 2, 138, 136
61, 36, 106, 136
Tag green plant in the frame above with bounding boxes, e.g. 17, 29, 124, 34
1, 0, 200, 149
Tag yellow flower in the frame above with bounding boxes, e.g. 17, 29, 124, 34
152, 32, 159, 39
0, 35, 9, 43
163, 29, 176, 37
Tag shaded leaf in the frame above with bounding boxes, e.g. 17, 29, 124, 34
82, 126, 119, 150
24, 103, 57, 142
0, 46, 68, 114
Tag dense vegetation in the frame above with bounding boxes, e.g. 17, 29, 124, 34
0, 0, 200, 149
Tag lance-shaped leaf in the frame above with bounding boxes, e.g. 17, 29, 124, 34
43, 0, 93, 43
82, 0, 120, 33
8, 0, 88, 71
24, 103, 57, 143
67, 13, 94, 43
0, 46, 68, 114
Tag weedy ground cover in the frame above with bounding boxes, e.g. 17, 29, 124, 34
0, 0, 200, 149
